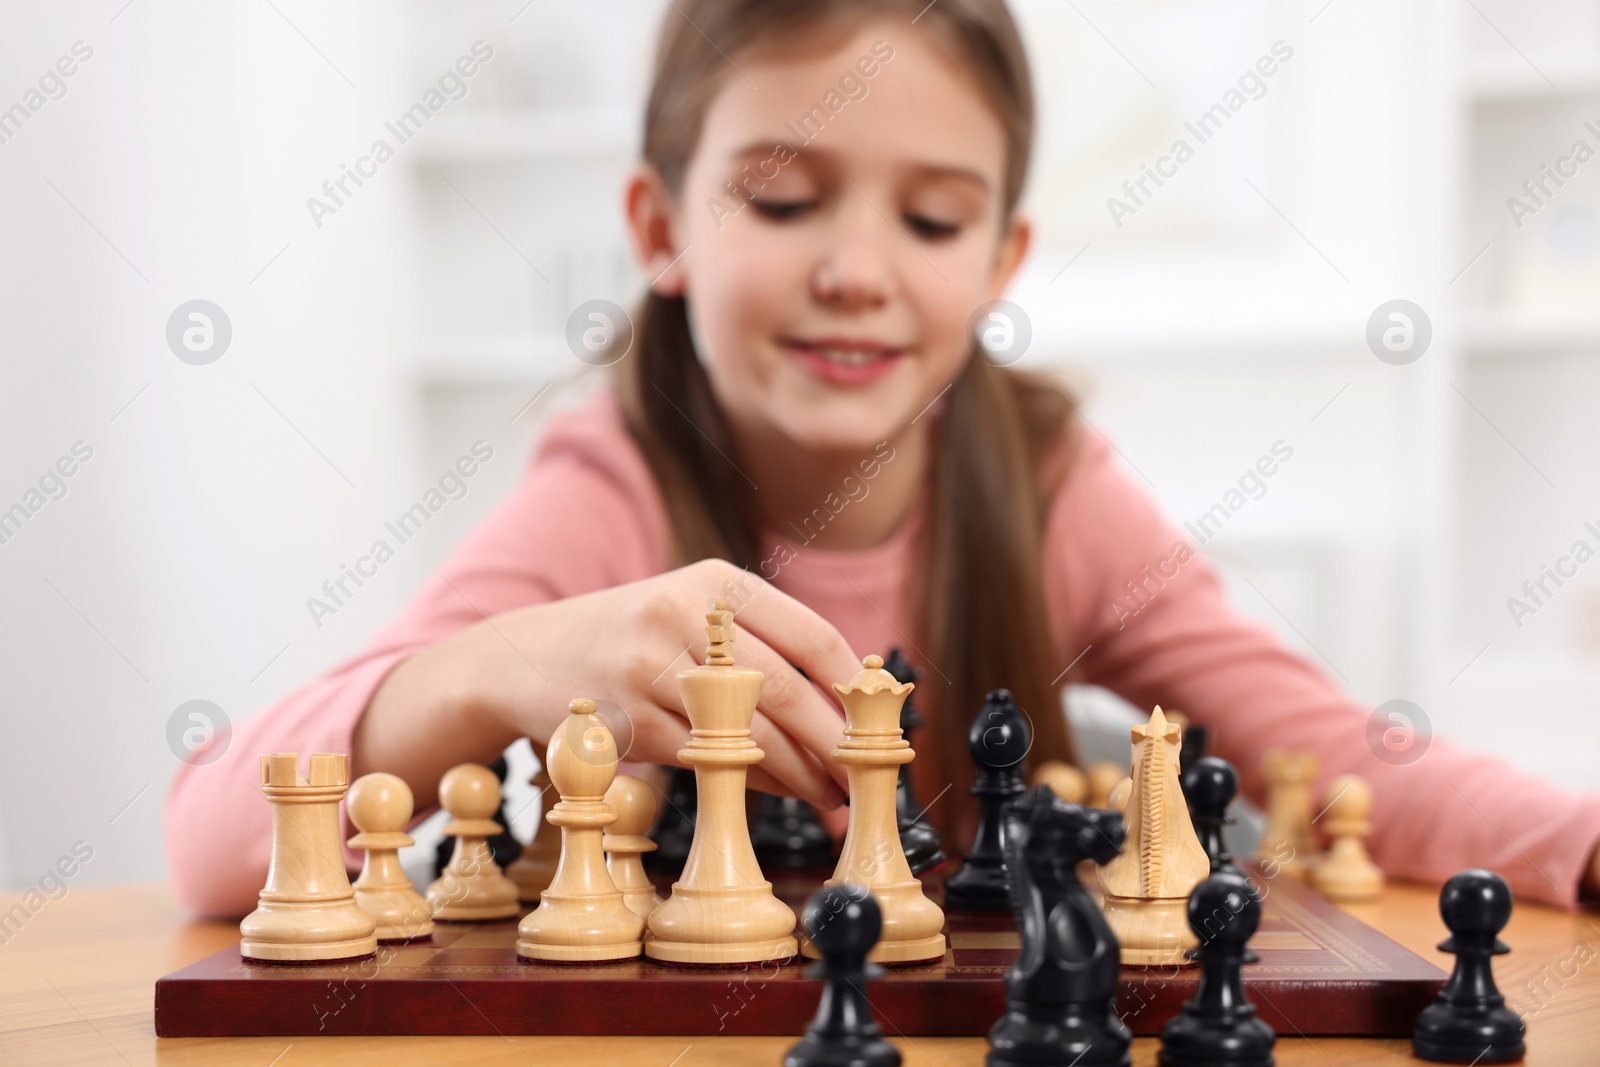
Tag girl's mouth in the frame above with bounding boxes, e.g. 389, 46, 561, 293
782, 337, 907, 386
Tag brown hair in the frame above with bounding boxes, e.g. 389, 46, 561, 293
616, 0, 1078, 849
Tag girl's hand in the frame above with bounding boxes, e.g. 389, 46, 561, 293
362, 560, 860, 810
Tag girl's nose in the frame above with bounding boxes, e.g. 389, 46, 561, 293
811, 197, 894, 310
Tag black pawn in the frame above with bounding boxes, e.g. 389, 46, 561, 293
1159, 872, 1276, 1067
1412, 870, 1526, 1064
644, 766, 697, 875
1184, 755, 1241, 870
885, 649, 945, 875
784, 884, 901, 1067
752, 794, 835, 869
1178, 721, 1210, 780
433, 754, 521, 878
986, 785, 1130, 1067
1183, 757, 1258, 964
944, 689, 1030, 911
1184, 757, 1244, 878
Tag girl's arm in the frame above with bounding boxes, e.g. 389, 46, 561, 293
1044, 430, 1600, 909
163, 397, 664, 916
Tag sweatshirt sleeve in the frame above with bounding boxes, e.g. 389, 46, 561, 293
165, 390, 670, 917
1044, 430, 1600, 908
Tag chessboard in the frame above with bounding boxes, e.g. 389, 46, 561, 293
154, 865, 1445, 1039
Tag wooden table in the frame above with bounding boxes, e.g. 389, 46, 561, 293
1, 881, 1595, 1066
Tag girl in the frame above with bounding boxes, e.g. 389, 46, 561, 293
169, 0, 1600, 916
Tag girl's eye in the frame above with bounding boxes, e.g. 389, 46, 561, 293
750, 199, 816, 221
905, 214, 961, 240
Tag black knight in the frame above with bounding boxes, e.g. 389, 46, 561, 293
987, 785, 1130, 1067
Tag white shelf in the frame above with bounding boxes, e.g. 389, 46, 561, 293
1462, 315, 1600, 359
409, 334, 574, 386
1010, 259, 1374, 366
411, 105, 637, 165
1458, 657, 1600, 686
1467, 60, 1600, 102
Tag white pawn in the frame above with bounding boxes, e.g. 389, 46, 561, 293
603, 774, 664, 922
1087, 762, 1125, 809
506, 745, 560, 903
1033, 761, 1088, 805
348, 772, 434, 941
1311, 774, 1384, 902
426, 763, 520, 921
1107, 776, 1132, 814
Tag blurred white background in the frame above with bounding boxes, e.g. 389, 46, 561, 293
0, 0, 1597, 891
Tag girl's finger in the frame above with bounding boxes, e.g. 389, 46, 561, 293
747, 766, 793, 798
748, 708, 845, 810
723, 577, 865, 701
637, 655, 843, 809
728, 629, 852, 792
624, 702, 692, 766
642, 747, 814, 804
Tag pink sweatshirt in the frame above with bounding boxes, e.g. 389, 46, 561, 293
167, 387, 1600, 916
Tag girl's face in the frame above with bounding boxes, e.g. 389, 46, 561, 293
630, 17, 1030, 456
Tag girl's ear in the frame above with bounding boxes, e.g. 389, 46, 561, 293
986, 212, 1032, 300
624, 163, 688, 297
